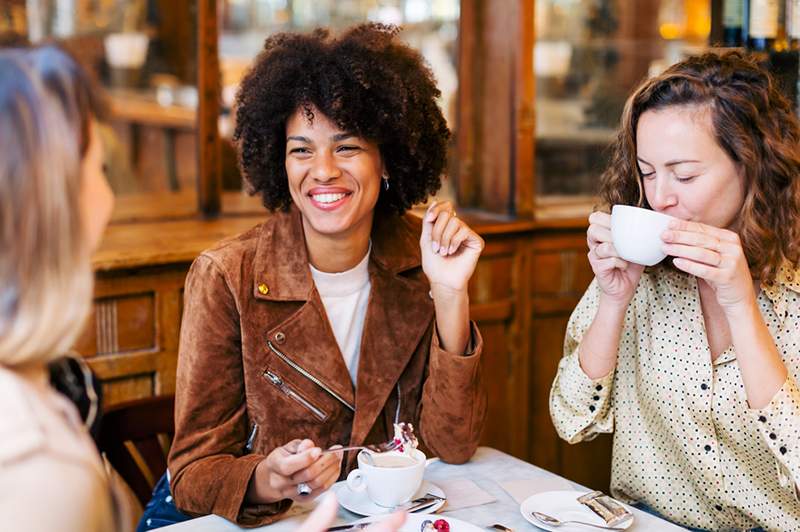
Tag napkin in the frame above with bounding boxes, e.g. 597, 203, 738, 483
436, 478, 497, 511
498, 477, 574, 504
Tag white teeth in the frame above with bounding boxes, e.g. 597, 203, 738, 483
312, 193, 346, 204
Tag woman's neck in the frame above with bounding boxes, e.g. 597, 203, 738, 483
14, 363, 48, 387
304, 225, 372, 273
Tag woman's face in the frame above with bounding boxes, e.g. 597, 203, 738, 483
285, 106, 383, 244
79, 121, 114, 251
637, 105, 745, 229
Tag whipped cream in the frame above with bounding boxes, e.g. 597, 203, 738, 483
392, 421, 418, 455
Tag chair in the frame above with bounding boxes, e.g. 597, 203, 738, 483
98, 394, 175, 507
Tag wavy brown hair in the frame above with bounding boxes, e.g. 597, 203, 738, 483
600, 51, 800, 283
233, 23, 450, 215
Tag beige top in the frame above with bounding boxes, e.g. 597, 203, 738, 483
0, 366, 117, 532
550, 263, 800, 531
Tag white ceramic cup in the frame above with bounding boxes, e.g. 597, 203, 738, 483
610, 205, 675, 266
346, 449, 425, 508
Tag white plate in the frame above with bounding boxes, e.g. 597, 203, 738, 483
332, 479, 446, 517
520, 490, 634, 532
348, 513, 483, 531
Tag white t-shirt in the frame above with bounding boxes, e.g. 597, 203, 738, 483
309, 249, 371, 384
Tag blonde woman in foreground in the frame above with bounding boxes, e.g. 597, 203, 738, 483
0, 48, 118, 531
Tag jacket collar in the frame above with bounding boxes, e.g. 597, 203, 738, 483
251, 205, 422, 301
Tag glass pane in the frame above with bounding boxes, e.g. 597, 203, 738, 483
534, 0, 710, 199
217, 0, 461, 214
5, 0, 200, 222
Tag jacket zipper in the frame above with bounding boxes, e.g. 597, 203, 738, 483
245, 423, 258, 452
264, 370, 328, 421
267, 341, 356, 412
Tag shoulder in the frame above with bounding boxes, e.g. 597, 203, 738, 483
198, 219, 266, 272
0, 370, 46, 465
0, 451, 113, 532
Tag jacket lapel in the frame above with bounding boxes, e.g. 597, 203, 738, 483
349, 213, 433, 446
251, 207, 355, 407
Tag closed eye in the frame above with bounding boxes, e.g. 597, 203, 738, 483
639, 169, 655, 179
289, 147, 311, 154
337, 145, 361, 153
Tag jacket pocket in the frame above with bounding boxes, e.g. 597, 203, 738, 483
264, 370, 329, 422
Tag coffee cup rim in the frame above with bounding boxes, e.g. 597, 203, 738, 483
611, 204, 674, 222
357, 448, 424, 470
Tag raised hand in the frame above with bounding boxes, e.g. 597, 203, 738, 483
420, 200, 484, 293
661, 219, 754, 312
586, 211, 645, 305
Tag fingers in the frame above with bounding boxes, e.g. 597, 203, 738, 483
662, 243, 721, 267
421, 200, 453, 243
268, 439, 321, 477
667, 219, 739, 243
590, 254, 630, 273
588, 211, 611, 229
591, 241, 620, 260
421, 200, 483, 256
365, 511, 408, 532
587, 212, 612, 249
290, 450, 341, 485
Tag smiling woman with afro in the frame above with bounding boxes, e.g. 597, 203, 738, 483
139, 22, 487, 531
233, 22, 451, 214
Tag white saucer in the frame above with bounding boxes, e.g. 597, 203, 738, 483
331, 479, 446, 516
520, 490, 634, 532
347, 513, 483, 531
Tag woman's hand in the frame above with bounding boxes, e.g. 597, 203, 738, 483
246, 439, 343, 504
420, 200, 484, 293
298, 492, 407, 532
587, 212, 645, 305
661, 219, 755, 313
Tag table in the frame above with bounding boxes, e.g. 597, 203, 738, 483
159, 447, 687, 531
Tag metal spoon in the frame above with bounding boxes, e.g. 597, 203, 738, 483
531, 511, 627, 530
321, 422, 419, 460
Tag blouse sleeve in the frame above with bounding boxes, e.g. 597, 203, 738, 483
549, 279, 618, 444
749, 376, 800, 501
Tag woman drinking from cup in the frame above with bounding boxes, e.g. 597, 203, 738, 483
550, 52, 800, 531
139, 23, 487, 529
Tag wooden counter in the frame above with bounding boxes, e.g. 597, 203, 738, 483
79, 201, 611, 492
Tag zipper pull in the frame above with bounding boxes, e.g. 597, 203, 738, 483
265, 370, 283, 386
245, 423, 258, 452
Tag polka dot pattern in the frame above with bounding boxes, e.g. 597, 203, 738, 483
550, 264, 800, 531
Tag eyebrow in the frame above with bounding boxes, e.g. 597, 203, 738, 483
637, 157, 701, 167
286, 132, 357, 143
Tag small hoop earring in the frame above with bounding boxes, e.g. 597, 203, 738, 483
382, 176, 390, 191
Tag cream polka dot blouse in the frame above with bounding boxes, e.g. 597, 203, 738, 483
550, 263, 800, 531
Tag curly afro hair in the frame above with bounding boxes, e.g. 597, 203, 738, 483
233, 23, 450, 215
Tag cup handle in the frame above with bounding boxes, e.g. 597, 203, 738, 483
424, 457, 439, 468
346, 469, 366, 492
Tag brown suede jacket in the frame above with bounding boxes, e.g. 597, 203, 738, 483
167, 207, 487, 527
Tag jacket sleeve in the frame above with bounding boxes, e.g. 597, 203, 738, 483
749, 376, 800, 501
549, 279, 617, 444
168, 255, 291, 527
417, 321, 487, 464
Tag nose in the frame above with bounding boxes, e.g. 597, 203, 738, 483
310, 150, 341, 182
647, 174, 678, 212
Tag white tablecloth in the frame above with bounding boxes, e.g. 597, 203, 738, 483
159, 446, 687, 531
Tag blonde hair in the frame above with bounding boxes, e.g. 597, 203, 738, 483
0, 51, 93, 367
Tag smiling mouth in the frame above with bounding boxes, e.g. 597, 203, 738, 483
311, 192, 349, 204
